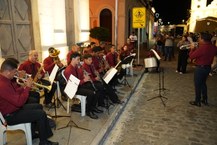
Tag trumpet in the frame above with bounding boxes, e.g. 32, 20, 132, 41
180, 42, 198, 50
14, 75, 52, 91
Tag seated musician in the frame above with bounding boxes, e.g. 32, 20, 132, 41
66, 44, 80, 65
82, 54, 121, 105
64, 52, 102, 119
18, 50, 55, 108
43, 47, 66, 101
0, 58, 59, 145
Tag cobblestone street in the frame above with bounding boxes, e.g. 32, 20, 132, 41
104, 59, 217, 145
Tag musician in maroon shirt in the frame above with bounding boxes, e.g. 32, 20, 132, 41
0, 58, 58, 145
64, 52, 101, 119
19, 50, 54, 108
82, 54, 121, 105
189, 32, 217, 106
66, 44, 80, 65
106, 45, 118, 67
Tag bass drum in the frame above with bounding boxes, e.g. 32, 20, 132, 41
144, 57, 157, 68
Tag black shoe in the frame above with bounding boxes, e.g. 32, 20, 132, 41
87, 111, 98, 119
39, 140, 59, 145
71, 105, 81, 113
32, 133, 39, 140
44, 103, 55, 108
61, 95, 68, 101
93, 107, 103, 113
114, 100, 123, 104
201, 100, 209, 106
189, 101, 201, 107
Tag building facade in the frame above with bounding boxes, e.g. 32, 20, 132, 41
0, 0, 154, 62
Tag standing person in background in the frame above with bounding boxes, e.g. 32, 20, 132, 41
189, 32, 217, 107
129, 31, 138, 49
176, 36, 190, 74
164, 33, 174, 61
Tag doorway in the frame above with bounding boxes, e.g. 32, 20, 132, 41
100, 8, 112, 43
0, 0, 33, 62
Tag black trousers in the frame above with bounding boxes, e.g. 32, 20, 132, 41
194, 66, 210, 103
76, 82, 98, 112
44, 83, 57, 104
4, 103, 53, 142
177, 49, 189, 73
26, 91, 40, 104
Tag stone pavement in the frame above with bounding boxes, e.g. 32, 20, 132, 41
103, 59, 217, 145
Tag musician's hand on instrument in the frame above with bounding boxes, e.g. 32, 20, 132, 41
190, 43, 196, 50
95, 76, 100, 81
18, 70, 26, 78
37, 73, 43, 80
84, 75, 91, 82
25, 77, 33, 88
57, 62, 64, 67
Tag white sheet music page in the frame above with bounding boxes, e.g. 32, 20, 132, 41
103, 68, 118, 84
64, 74, 80, 99
49, 64, 59, 84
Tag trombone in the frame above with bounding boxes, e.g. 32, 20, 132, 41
14, 74, 52, 91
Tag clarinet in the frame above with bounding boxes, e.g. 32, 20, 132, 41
78, 63, 98, 91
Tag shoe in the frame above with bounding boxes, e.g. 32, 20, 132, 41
115, 100, 123, 104
92, 107, 103, 113
175, 70, 178, 73
39, 140, 59, 145
44, 103, 55, 108
86, 111, 98, 119
189, 101, 201, 107
71, 105, 81, 112
201, 100, 209, 106
61, 95, 68, 101
32, 133, 39, 140
179, 72, 183, 74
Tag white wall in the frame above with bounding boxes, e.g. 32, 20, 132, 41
37, 0, 68, 61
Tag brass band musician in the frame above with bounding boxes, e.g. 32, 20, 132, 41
18, 50, 55, 108
0, 58, 59, 145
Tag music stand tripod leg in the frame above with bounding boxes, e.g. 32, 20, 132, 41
57, 111, 91, 131
147, 67, 167, 107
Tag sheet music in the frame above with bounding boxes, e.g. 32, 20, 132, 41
49, 64, 59, 84
64, 74, 80, 99
103, 68, 118, 84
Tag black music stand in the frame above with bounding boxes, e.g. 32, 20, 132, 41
49, 67, 70, 127
147, 67, 168, 106
119, 54, 135, 87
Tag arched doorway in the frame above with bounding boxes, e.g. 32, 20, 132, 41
100, 8, 112, 43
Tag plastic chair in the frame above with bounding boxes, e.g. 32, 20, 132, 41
0, 112, 32, 145
59, 70, 87, 116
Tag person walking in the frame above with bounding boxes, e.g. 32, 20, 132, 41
189, 32, 217, 106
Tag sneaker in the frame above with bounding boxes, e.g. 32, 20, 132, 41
179, 72, 183, 74
175, 70, 178, 73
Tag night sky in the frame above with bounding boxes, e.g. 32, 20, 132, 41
152, 0, 191, 24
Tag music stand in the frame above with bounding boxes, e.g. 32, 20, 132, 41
119, 54, 135, 87
147, 67, 168, 106
58, 74, 90, 132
